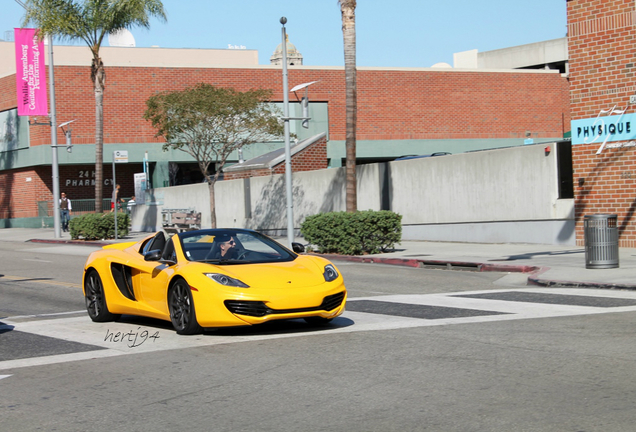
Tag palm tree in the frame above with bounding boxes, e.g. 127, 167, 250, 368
22, 0, 166, 213
339, 0, 357, 212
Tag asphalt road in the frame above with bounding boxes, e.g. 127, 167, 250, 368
2, 241, 636, 431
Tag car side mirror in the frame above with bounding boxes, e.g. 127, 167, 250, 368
291, 242, 305, 253
144, 249, 162, 261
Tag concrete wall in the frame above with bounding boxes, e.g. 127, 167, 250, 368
453, 38, 567, 70
132, 182, 211, 232
0, 41, 259, 78
131, 143, 575, 245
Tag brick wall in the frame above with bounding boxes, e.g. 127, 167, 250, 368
0, 164, 139, 219
1, 62, 569, 220
567, 0, 636, 247
0, 167, 50, 219
0, 74, 17, 112
0, 64, 570, 147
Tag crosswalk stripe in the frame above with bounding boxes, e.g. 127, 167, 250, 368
2, 287, 636, 371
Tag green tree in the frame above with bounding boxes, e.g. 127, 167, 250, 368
144, 83, 285, 227
22, 0, 167, 213
340, 0, 357, 212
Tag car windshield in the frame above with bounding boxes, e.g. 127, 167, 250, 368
177, 229, 296, 264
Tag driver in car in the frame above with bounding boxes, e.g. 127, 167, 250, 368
216, 234, 237, 259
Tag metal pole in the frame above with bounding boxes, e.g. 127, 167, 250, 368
47, 34, 61, 238
112, 155, 118, 240
18, 1, 61, 237
280, 17, 294, 247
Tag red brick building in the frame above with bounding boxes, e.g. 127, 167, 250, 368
0, 42, 569, 227
567, 0, 636, 247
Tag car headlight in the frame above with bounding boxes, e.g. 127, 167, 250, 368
205, 273, 250, 288
323, 264, 339, 282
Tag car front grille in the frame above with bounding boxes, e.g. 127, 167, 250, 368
321, 291, 346, 311
225, 291, 346, 317
224, 301, 271, 317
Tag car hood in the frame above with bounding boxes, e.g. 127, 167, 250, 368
191, 255, 333, 289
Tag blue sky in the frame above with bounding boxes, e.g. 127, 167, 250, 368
1, 0, 567, 67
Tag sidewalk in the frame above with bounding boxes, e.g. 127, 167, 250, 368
2, 228, 635, 290
328, 241, 636, 290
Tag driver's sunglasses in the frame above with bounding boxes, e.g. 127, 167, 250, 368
226, 240, 235, 245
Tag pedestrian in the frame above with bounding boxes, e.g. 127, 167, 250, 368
59, 192, 72, 232
110, 184, 122, 212
127, 196, 136, 212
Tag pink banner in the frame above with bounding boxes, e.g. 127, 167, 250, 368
14, 28, 48, 116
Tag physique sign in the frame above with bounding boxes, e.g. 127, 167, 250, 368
571, 105, 636, 154
14, 28, 48, 116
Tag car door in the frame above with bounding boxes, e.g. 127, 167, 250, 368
134, 234, 175, 319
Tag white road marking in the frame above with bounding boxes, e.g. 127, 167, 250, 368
22, 245, 101, 256
0, 375, 12, 380
0, 350, 125, 371
23, 259, 52, 263
2, 287, 636, 371
3, 310, 86, 321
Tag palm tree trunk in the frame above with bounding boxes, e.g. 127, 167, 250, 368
341, 1, 357, 213
92, 57, 105, 213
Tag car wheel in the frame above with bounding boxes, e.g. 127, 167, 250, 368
84, 269, 120, 322
303, 316, 333, 326
168, 279, 202, 335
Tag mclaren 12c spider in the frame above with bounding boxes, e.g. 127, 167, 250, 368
82, 229, 347, 334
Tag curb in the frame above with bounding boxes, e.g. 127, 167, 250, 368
320, 253, 540, 273
322, 254, 636, 290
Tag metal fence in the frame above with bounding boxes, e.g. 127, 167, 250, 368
37, 198, 132, 216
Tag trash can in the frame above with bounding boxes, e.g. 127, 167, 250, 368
584, 214, 619, 269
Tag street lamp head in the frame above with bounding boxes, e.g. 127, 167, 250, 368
280, 16, 287, 25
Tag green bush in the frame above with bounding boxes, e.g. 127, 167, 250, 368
69, 212, 130, 240
300, 210, 402, 255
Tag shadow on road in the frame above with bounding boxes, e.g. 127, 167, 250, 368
114, 314, 355, 337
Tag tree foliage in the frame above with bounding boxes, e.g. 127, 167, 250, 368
22, 0, 166, 48
144, 83, 285, 226
22, 0, 167, 212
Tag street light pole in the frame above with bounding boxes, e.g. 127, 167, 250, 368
16, 0, 61, 238
47, 34, 61, 238
280, 17, 294, 247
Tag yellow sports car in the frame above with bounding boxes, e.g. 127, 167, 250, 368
82, 229, 347, 334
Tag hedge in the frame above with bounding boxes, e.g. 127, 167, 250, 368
300, 210, 402, 255
69, 212, 130, 240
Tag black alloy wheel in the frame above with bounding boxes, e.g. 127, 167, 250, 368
84, 269, 120, 322
168, 279, 202, 335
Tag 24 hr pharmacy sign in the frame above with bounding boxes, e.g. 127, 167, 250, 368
571, 106, 636, 154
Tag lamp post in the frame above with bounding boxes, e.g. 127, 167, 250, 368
16, 0, 62, 238
47, 33, 61, 238
280, 16, 294, 247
